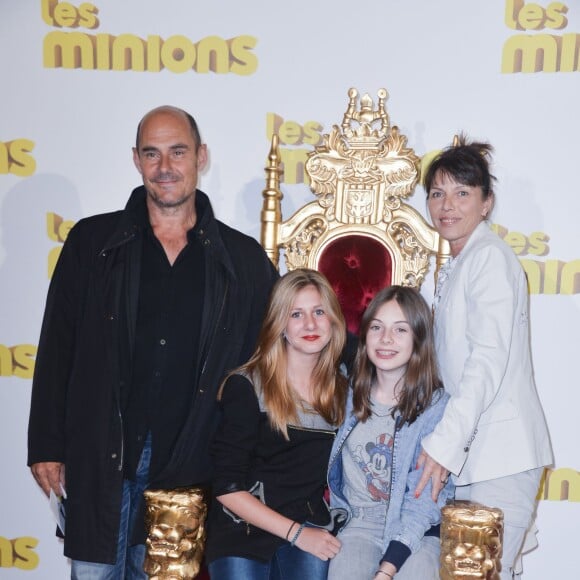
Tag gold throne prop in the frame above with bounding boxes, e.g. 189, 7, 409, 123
143, 487, 208, 580
440, 501, 504, 579
260, 87, 449, 333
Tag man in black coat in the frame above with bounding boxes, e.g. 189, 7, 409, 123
27, 105, 278, 577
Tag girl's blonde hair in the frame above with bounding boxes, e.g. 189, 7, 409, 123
222, 268, 347, 438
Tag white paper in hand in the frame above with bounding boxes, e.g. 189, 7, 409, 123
49, 488, 66, 535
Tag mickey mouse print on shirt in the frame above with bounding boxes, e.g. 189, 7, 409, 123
353, 433, 394, 502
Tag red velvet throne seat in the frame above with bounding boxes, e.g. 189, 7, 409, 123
260, 87, 449, 333
318, 235, 392, 335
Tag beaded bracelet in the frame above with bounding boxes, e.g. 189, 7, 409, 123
285, 521, 298, 541
289, 522, 306, 546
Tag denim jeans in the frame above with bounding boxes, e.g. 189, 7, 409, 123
328, 506, 439, 580
71, 436, 151, 580
208, 540, 329, 580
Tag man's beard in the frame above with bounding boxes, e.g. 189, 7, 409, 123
147, 173, 194, 209
148, 191, 192, 209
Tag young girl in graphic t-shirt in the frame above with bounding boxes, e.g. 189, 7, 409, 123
327, 286, 454, 580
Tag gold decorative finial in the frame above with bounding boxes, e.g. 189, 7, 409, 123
340, 88, 390, 148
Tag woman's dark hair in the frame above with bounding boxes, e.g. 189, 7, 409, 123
424, 134, 496, 200
352, 285, 443, 424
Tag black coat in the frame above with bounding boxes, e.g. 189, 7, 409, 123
27, 187, 278, 564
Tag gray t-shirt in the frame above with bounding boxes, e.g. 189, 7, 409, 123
255, 382, 335, 431
342, 399, 396, 508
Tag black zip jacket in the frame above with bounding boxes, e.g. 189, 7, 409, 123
206, 374, 336, 564
27, 186, 278, 564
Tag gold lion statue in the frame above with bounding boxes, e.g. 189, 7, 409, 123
440, 500, 504, 579
143, 487, 208, 579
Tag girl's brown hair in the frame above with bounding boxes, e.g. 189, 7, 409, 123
352, 285, 443, 424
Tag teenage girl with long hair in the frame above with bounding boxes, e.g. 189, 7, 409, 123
328, 286, 454, 580
206, 268, 347, 580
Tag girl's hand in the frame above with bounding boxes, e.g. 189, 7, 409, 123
373, 562, 397, 579
294, 526, 341, 561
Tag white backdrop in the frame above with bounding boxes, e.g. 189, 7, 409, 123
1, 0, 579, 577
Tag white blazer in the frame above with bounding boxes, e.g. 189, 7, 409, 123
422, 222, 553, 485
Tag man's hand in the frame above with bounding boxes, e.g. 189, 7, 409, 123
31, 462, 65, 497
414, 450, 449, 502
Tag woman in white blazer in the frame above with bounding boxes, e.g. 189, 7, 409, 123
415, 136, 553, 579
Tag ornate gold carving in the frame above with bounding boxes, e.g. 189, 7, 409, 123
389, 221, 432, 287
143, 487, 208, 580
345, 189, 374, 220
341, 87, 389, 145
259, 86, 449, 291
305, 156, 337, 201
306, 89, 421, 227
440, 501, 504, 580
281, 218, 326, 270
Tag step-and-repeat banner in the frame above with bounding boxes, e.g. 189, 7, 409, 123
1, 1, 578, 577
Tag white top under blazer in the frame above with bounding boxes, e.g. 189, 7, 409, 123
422, 221, 553, 485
